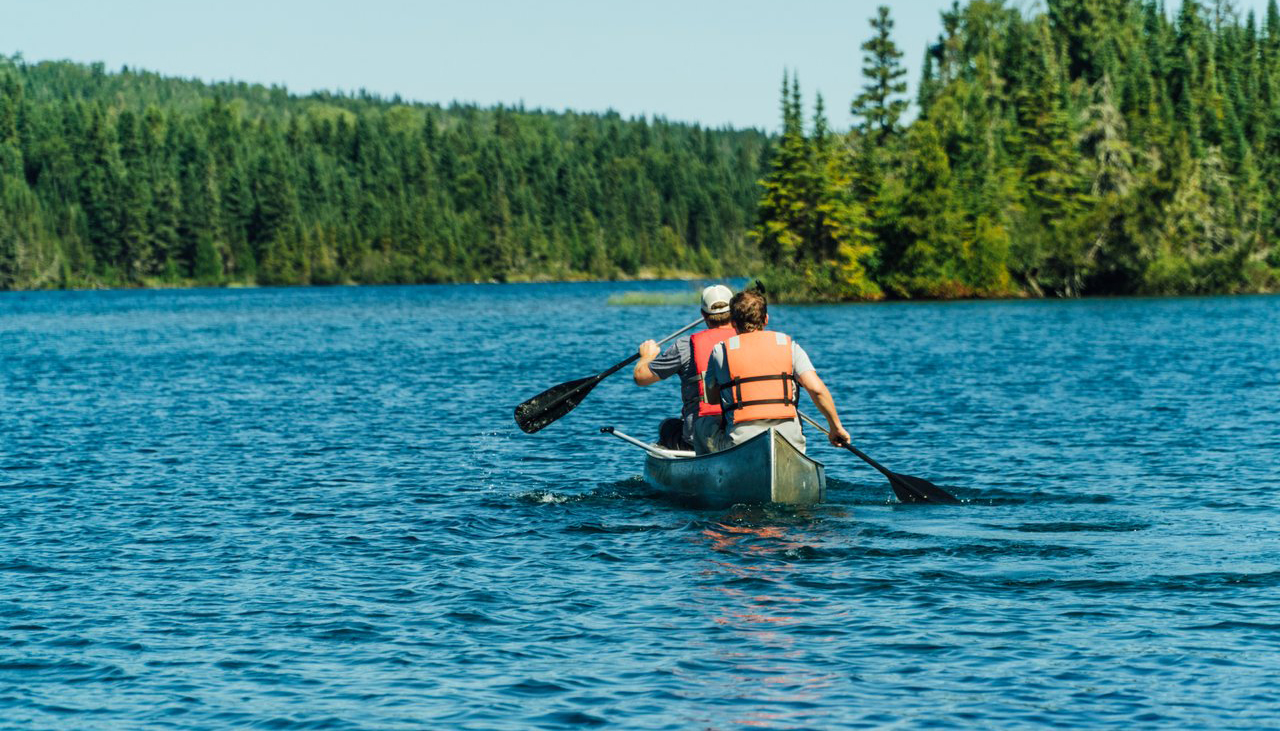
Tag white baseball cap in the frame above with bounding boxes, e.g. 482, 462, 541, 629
700, 284, 733, 314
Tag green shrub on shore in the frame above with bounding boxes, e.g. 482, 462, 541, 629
606, 291, 701, 306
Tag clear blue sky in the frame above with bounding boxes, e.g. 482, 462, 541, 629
2, 0, 1276, 132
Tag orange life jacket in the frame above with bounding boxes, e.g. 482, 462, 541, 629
688, 324, 736, 417
723, 330, 797, 422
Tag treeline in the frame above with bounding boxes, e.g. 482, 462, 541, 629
757, 0, 1280, 300
0, 56, 768, 289
8, 1, 1280, 299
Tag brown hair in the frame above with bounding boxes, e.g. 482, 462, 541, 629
730, 290, 767, 333
704, 310, 731, 327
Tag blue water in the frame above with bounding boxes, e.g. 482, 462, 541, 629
2, 283, 1278, 729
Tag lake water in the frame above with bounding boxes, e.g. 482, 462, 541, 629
2, 282, 1278, 729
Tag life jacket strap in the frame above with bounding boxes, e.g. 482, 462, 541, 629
725, 398, 798, 412
726, 374, 793, 386
726, 373, 797, 411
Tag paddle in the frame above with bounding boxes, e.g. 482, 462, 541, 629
798, 411, 959, 504
514, 317, 703, 434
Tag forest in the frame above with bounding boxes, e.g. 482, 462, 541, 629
758, 0, 1280, 299
3, 0, 1280, 297
0, 56, 766, 288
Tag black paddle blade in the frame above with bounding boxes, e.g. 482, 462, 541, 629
513, 375, 601, 434
887, 471, 960, 505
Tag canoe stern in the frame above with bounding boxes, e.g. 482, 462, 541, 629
644, 427, 825, 508
769, 428, 826, 505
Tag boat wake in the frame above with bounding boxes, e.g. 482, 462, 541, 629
513, 477, 658, 506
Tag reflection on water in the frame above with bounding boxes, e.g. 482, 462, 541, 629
691, 515, 849, 725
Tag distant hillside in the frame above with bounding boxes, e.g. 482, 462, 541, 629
0, 56, 769, 289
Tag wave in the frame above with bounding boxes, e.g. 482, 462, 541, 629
911, 568, 1280, 595
989, 521, 1149, 533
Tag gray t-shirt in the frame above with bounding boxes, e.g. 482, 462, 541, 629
703, 331, 814, 429
646, 336, 699, 438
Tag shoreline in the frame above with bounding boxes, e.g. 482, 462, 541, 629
3, 277, 1276, 303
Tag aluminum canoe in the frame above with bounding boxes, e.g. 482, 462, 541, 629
643, 427, 826, 508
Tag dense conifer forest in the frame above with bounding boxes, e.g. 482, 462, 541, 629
0, 56, 766, 288
757, 0, 1280, 299
3, 0, 1280, 297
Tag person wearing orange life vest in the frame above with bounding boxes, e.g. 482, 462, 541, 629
702, 289, 850, 453
634, 284, 737, 454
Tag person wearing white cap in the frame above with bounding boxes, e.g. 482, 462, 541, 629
634, 284, 737, 454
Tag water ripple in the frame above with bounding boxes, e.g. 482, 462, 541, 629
1, 285, 1278, 729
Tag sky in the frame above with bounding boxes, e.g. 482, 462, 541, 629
2, 0, 1277, 132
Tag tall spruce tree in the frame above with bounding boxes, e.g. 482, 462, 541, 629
852, 5, 909, 146
752, 72, 810, 267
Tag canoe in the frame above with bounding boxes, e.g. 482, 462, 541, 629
643, 427, 826, 508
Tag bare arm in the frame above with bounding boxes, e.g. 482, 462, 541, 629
633, 340, 662, 386
796, 370, 850, 447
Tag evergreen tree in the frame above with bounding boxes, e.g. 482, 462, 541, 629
876, 118, 967, 297
752, 72, 810, 267
851, 6, 909, 146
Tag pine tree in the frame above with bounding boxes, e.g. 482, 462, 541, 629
851, 6, 909, 147
1013, 18, 1091, 296
876, 117, 967, 297
1078, 75, 1140, 290
816, 140, 881, 299
751, 72, 810, 267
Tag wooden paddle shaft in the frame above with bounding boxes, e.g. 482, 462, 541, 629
597, 317, 703, 379
797, 411, 895, 480
798, 410, 836, 438
797, 411, 960, 504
